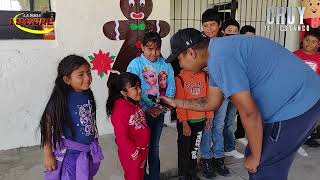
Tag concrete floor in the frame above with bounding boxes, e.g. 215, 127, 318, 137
1, 126, 320, 180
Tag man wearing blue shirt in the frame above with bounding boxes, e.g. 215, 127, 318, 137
163, 28, 320, 180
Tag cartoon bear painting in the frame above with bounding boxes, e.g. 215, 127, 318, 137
103, 0, 170, 85
300, 0, 320, 42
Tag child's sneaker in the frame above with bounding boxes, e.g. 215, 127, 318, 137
178, 176, 190, 180
213, 157, 231, 177
305, 138, 320, 148
224, 150, 244, 159
237, 138, 248, 146
297, 147, 308, 157
190, 174, 200, 180
201, 158, 215, 178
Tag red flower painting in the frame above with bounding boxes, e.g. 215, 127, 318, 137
88, 50, 115, 78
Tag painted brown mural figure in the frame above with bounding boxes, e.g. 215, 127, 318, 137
103, 0, 170, 85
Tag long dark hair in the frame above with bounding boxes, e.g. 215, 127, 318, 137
39, 55, 96, 148
106, 72, 141, 116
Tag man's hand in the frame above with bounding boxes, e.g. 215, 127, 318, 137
160, 86, 223, 112
244, 154, 260, 173
231, 91, 263, 174
182, 122, 191, 136
159, 96, 176, 108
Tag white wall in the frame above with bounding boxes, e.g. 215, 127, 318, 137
0, 0, 171, 150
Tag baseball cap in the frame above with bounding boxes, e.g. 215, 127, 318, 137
166, 28, 205, 63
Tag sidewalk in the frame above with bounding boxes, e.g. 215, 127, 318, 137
1, 126, 320, 180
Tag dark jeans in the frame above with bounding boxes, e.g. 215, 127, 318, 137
177, 120, 204, 177
235, 111, 245, 139
245, 100, 320, 180
145, 114, 164, 180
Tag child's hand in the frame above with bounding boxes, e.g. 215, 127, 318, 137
204, 119, 212, 131
146, 107, 163, 118
44, 153, 56, 171
182, 122, 191, 136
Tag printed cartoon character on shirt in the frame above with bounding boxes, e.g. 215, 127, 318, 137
103, 0, 170, 85
78, 100, 95, 136
300, 0, 320, 41
142, 65, 159, 95
158, 71, 167, 96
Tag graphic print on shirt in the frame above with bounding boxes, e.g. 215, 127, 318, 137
142, 65, 159, 95
186, 81, 205, 96
78, 100, 95, 136
158, 71, 168, 96
305, 60, 318, 72
129, 107, 147, 130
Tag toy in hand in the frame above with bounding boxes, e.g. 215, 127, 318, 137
147, 94, 174, 110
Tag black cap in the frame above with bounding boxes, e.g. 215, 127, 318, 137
166, 28, 205, 63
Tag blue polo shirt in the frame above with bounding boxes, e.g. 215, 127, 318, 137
207, 35, 320, 123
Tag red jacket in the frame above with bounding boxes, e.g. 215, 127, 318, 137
111, 98, 150, 160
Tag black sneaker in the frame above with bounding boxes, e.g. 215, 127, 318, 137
178, 176, 190, 180
190, 174, 200, 180
201, 158, 215, 178
311, 131, 320, 139
305, 138, 320, 148
213, 157, 231, 177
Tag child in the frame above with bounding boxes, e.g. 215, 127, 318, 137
201, 8, 222, 38
221, 18, 240, 36
40, 55, 104, 180
294, 28, 320, 74
106, 72, 150, 180
240, 25, 256, 35
175, 55, 214, 180
220, 18, 244, 161
127, 31, 175, 180
294, 28, 320, 151
199, 8, 226, 179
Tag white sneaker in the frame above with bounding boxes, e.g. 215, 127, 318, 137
237, 138, 248, 146
225, 150, 245, 159
297, 147, 308, 157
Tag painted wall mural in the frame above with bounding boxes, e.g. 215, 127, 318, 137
88, 50, 117, 78
301, 0, 320, 43
103, 0, 170, 84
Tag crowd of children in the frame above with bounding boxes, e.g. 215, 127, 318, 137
39, 6, 320, 180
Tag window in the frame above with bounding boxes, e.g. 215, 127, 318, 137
0, 0, 54, 40
0, 0, 51, 11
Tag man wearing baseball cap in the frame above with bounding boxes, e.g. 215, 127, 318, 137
162, 28, 320, 180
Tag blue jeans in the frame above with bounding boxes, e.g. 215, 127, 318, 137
224, 102, 237, 152
200, 99, 229, 159
145, 113, 164, 180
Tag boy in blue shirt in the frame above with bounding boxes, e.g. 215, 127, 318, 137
127, 32, 175, 180
163, 28, 320, 180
